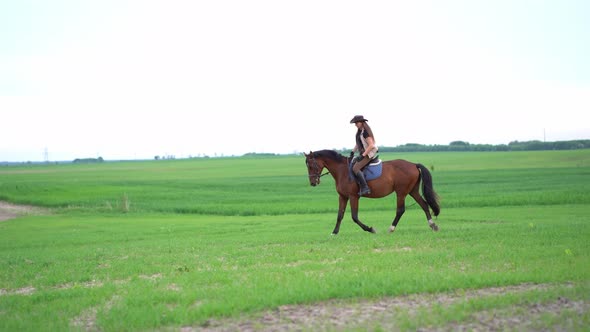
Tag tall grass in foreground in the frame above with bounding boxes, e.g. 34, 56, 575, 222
0, 206, 588, 331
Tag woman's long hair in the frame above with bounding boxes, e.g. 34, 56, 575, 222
361, 122, 375, 140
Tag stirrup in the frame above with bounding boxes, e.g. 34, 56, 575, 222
359, 187, 371, 196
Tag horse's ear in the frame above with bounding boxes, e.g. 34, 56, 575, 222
303, 152, 308, 157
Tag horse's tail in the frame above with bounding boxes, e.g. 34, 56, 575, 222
416, 163, 441, 216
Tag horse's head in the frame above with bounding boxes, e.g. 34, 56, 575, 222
304, 151, 326, 186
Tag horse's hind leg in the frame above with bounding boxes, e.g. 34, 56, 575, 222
410, 187, 439, 231
350, 197, 377, 234
388, 194, 406, 233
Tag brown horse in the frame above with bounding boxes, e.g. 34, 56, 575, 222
304, 150, 440, 235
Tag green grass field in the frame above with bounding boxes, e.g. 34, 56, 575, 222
1, 150, 589, 331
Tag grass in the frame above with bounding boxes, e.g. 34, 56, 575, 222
0, 150, 589, 330
1, 150, 588, 215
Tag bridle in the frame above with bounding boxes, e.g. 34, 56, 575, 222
307, 155, 330, 182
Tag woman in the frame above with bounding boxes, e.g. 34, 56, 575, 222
350, 115, 378, 196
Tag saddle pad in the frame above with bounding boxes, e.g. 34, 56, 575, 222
349, 159, 383, 182
364, 159, 383, 181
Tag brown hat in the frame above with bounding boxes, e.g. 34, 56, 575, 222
350, 115, 368, 123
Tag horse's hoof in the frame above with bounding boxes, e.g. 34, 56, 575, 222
388, 226, 396, 233
430, 223, 439, 231
369, 227, 377, 234
331, 232, 338, 236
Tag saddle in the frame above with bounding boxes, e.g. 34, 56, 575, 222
349, 157, 383, 182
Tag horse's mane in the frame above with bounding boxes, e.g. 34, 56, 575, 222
312, 150, 346, 163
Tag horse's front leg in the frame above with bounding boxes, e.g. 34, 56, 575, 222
350, 196, 377, 234
332, 194, 348, 235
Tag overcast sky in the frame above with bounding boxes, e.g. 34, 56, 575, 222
1, 0, 589, 161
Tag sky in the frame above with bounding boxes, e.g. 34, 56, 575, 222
1, 0, 589, 161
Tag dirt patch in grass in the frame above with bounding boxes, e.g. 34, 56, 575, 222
70, 295, 121, 331
185, 283, 587, 332
0, 201, 50, 222
448, 296, 586, 331
0, 286, 36, 296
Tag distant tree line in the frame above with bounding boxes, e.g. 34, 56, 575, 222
242, 152, 278, 157
73, 157, 104, 163
154, 155, 176, 160
377, 140, 590, 152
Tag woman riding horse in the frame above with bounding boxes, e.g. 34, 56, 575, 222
304, 149, 440, 235
350, 115, 377, 196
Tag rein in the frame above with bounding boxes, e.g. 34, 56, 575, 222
311, 171, 331, 178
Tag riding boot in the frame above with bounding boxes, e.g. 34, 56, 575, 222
355, 171, 371, 196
